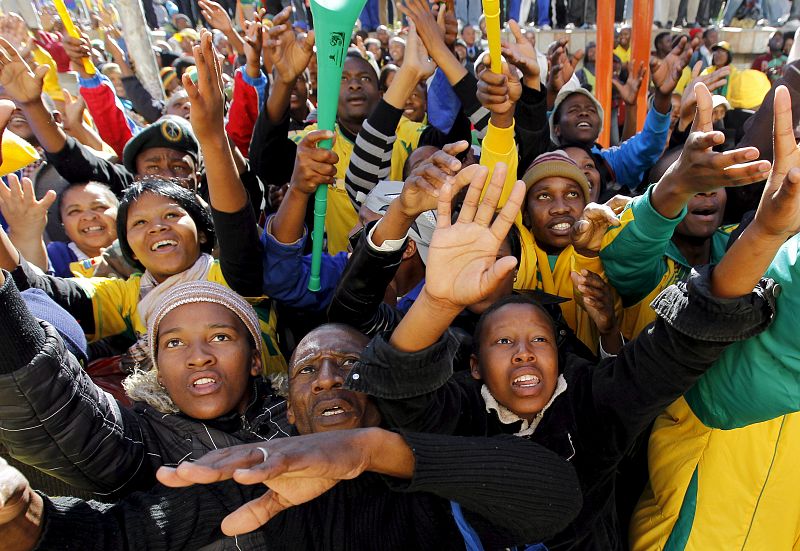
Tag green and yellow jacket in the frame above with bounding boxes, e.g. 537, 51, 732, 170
599, 187, 735, 340
630, 233, 800, 551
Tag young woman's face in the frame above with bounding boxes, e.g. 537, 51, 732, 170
60, 184, 118, 257
156, 302, 260, 420
125, 192, 204, 282
472, 303, 559, 420
525, 177, 586, 254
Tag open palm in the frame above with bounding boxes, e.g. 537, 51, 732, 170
612, 61, 645, 105
266, 6, 315, 85
0, 38, 47, 105
650, 37, 691, 95
501, 20, 539, 81
423, 163, 524, 309
755, 85, 800, 237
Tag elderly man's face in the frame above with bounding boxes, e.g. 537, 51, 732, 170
287, 325, 380, 435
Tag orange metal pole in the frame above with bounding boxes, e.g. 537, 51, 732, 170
631, 0, 654, 132
595, 0, 615, 147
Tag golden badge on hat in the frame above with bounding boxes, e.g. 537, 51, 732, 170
161, 120, 183, 143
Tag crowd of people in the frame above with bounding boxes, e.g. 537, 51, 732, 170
0, 0, 798, 549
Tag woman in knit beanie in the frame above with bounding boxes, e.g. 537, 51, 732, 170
124, 280, 263, 416
0, 268, 290, 499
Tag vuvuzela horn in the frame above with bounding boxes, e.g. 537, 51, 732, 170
307, 0, 367, 291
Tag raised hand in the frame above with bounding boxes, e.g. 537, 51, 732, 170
396, 141, 467, 217
570, 201, 621, 256
547, 39, 583, 95
61, 89, 87, 134
156, 430, 379, 535
711, 84, 800, 298
650, 36, 692, 96
477, 59, 522, 116
0, 38, 49, 105
243, 17, 264, 78
0, 173, 54, 271
422, 162, 525, 310
290, 130, 339, 194
199, 0, 235, 35
403, 24, 436, 81
184, 30, 225, 142
0, 13, 31, 55
398, 0, 448, 61
431, 2, 458, 48
354, 35, 368, 60
103, 30, 127, 65
61, 34, 93, 76
0, 173, 56, 238
751, 84, 800, 238
265, 6, 315, 86
654, 82, 771, 219
678, 62, 730, 128
612, 60, 646, 106
501, 20, 540, 90
570, 269, 620, 346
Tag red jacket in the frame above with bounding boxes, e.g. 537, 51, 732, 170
226, 68, 267, 158
79, 74, 135, 159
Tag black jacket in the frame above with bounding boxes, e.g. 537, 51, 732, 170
0, 275, 290, 499
346, 267, 777, 550
34, 432, 581, 551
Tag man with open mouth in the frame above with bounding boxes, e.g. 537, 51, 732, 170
0, 323, 582, 551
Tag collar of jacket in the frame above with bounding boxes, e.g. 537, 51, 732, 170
481, 375, 568, 437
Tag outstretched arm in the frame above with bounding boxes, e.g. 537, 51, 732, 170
712, 84, 800, 298
344, 26, 435, 206
599, 83, 772, 305
328, 144, 467, 335
157, 428, 581, 545
0, 273, 148, 495
0, 175, 55, 272
263, 6, 315, 125
390, 162, 525, 353
0, 37, 67, 154
187, 31, 263, 296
